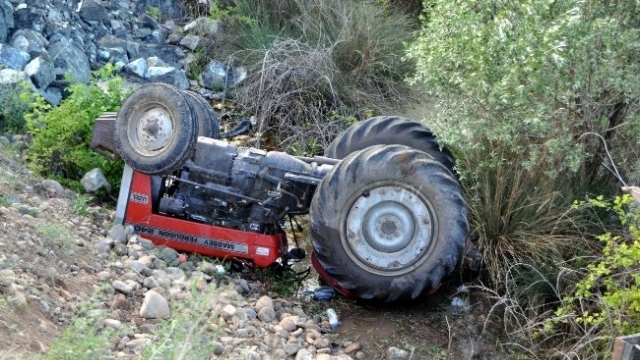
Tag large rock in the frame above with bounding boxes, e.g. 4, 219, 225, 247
147, 66, 188, 90
47, 37, 92, 83
0, 44, 31, 70
24, 56, 55, 89
140, 290, 170, 319
80, 168, 111, 192
78, 0, 108, 22
124, 58, 149, 79
199, 61, 247, 90
11, 29, 48, 58
184, 17, 220, 37
0, 0, 15, 43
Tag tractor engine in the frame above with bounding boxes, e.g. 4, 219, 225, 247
156, 137, 335, 233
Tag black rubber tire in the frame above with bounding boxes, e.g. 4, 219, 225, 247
182, 90, 220, 139
325, 116, 455, 173
114, 83, 198, 174
309, 145, 468, 302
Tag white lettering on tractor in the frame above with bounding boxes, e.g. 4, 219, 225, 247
129, 224, 249, 254
130, 192, 149, 204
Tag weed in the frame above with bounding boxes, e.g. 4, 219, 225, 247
140, 283, 223, 359
36, 223, 75, 248
46, 301, 131, 360
71, 194, 92, 217
146, 6, 160, 20
0, 196, 10, 207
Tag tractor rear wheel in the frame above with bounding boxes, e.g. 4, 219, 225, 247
325, 116, 455, 174
114, 83, 198, 174
309, 145, 468, 302
182, 90, 220, 139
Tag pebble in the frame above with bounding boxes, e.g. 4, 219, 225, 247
255, 295, 274, 312
344, 342, 361, 354
140, 290, 170, 319
10, 291, 28, 309
0, 269, 16, 287
258, 306, 276, 323
108, 224, 127, 244
279, 315, 298, 332
387, 347, 410, 360
111, 280, 133, 294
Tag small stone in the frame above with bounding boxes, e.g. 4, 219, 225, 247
257, 306, 276, 323
221, 304, 237, 320
295, 349, 314, 360
108, 224, 127, 244
10, 292, 27, 310
279, 316, 298, 332
139, 324, 157, 335
255, 295, 274, 312
140, 290, 170, 319
355, 351, 366, 359
387, 347, 410, 360
284, 342, 303, 356
143, 277, 159, 289
344, 342, 361, 354
112, 280, 133, 294
0, 269, 16, 287
111, 294, 130, 310
103, 319, 122, 330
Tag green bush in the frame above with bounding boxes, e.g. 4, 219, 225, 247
406, 0, 640, 181
0, 82, 31, 134
25, 65, 127, 192
406, 0, 640, 291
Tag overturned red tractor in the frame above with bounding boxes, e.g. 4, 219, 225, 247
92, 83, 469, 302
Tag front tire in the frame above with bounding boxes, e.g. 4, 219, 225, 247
114, 83, 198, 174
309, 145, 468, 302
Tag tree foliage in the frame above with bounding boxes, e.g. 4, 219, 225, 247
407, 0, 640, 180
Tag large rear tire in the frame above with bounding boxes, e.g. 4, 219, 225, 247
114, 83, 198, 174
325, 116, 455, 173
309, 145, 468, 302
182, 90, 220, 139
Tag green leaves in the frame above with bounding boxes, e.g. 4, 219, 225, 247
25, 66, 128, 192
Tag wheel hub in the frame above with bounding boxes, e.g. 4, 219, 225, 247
131, 107, 174, 155
344, 185, 435, 276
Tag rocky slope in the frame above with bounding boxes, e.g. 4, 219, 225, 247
0, 0, 243, 106
0, 146, 380, 359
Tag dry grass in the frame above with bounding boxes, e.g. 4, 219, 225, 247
457, 143, 601, 288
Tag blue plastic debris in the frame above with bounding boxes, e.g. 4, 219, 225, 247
302, 286, 336, 301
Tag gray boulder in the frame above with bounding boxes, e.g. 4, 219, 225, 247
184, 17, 220, 37
147, 66, 188, 90
179, 34, 201, 51
0, 0, 14, 43
0, 44, 30, 70
48, 38, 91, 83
124, 58, 149, 79
11, 29, 49, 58
24, 56, 55, 89
140, 290, 170, 319
78, 0, 108, 22
39, 86, 62, 106
199, 60, 246, 90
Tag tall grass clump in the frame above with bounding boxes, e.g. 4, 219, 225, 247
213, 0, 417, 151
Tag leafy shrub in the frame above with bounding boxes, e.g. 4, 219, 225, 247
0, 82, 31, 134
406, 0, 640, 292
25, 65, 127, 192
406, 0, 640, 181
213, 0, 417, 151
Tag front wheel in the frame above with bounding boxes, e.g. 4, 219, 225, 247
309, 145, 468, 302
114, 83, 198, 174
